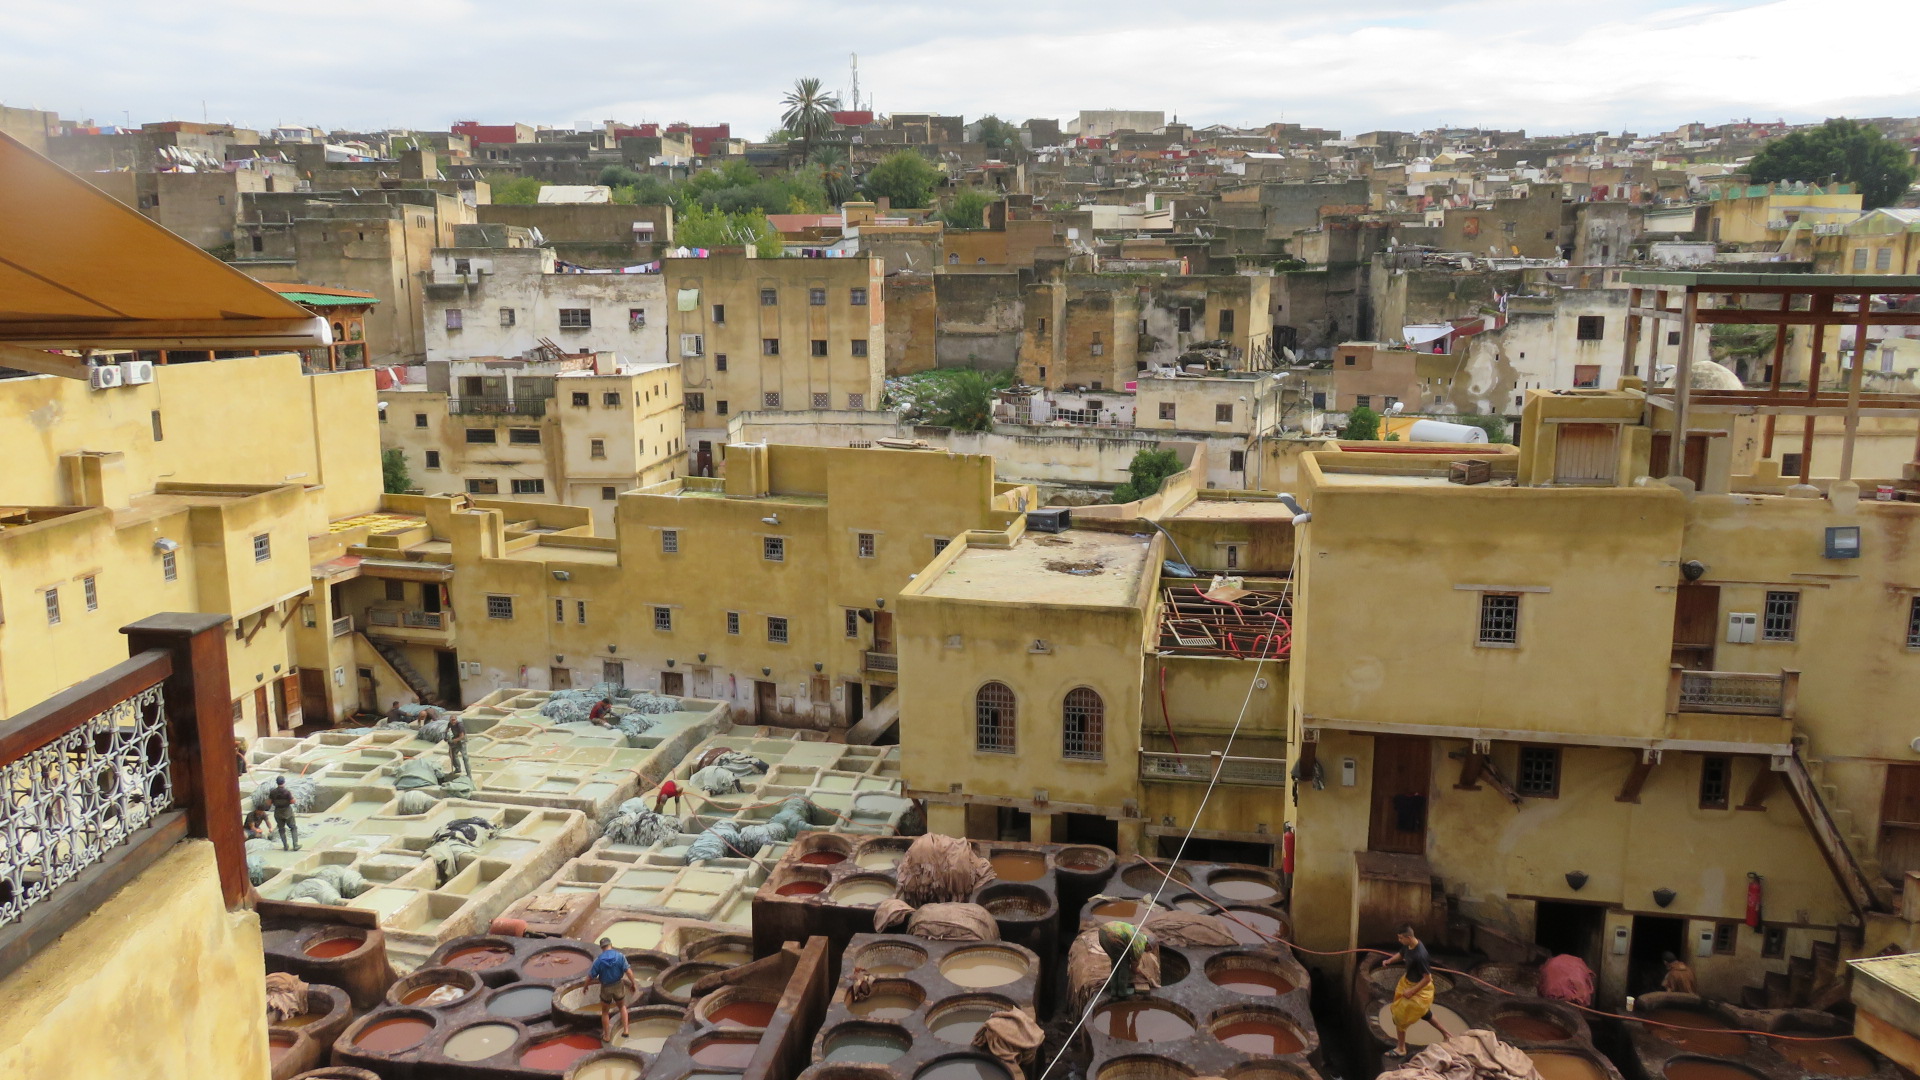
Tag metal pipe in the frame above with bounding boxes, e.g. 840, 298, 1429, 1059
1761, 293, 1788, 458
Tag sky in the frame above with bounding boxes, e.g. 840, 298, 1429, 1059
3, 0, 1916, 140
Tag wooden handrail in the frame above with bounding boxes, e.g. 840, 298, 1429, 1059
0, 650, 172, 763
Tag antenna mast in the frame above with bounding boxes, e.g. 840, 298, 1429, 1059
849, 53, 860, 111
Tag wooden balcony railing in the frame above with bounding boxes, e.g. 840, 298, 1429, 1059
1667, 664, 1799, 718
367, 608, 447, 631
1139, 749, 1288, 787
0, 614, 243, 981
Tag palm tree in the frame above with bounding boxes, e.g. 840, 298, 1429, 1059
780, 77, 841, 165
810, 144, 854, 207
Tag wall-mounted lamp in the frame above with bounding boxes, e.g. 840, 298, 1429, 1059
1681, 559, 1707, 581
697, 653, 707, 663
152, 537, 179, 554
666, 658, 675, 668
814, 662, 824, 672
875, 598, 886, 609
552, 569, 571, 581
1565, 871, 1588, 892
255, 673, 264, 682
272, 663, 282, 674
1652, 888, 1676, 908
554, 655, 564, 664
761, 667, 771, 677
607, 644, 617, 653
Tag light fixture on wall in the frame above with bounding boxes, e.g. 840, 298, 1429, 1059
697, 653, 707, 663
1565, 871, 1588, 892
1681, 559, 1707, 581
814, 662, 823, 672
552, 569, 570, 581
666, 659, 675, 668
153, 537, 179, 553
761, 667, 771, 677
607, 644, 617, 653
1652, 888, 1676, 908
875, 598, 886, 609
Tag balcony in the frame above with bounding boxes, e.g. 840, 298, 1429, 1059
1668, 665, 1799, 718
449, 396, 547, 418
1139, 749, 1287, 787
367, 608, 448, 631
864, 651, 898, 674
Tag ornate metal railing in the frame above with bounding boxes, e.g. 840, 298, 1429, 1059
1138, 750, 1288, 787
1669, 666, 1798, 718
449, 395, 547, 417
863, 651, 898, 674
331, 614, 354, 637
367, 608, 446, 630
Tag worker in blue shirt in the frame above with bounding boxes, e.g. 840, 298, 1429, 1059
574, 937, 638, 1041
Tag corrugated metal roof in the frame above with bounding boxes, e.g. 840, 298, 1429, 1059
277, 291, 380, 307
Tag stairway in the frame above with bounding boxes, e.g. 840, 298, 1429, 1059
1739, 938, 1845, 1011
364, 633, 440, 706
1793, 741, 1897, 912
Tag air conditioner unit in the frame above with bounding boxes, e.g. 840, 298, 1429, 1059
680, 334, 704, 358
89, 365, 124, 390
119, 359, 155, 385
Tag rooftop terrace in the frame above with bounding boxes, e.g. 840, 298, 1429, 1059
918, 528, 1153, 607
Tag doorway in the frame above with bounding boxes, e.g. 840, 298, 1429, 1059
1062, 812, 1119, 850
356, 666, 377, 713
253, 685, 271, 737
422, 582, 442, 614
550, 666, 572, 690
1536, 901, 1608, 973
602, 660, 625, 690
1650, 432, 1710, 488
1629, 914, 1686, 996
872, 611, 895, 654
1368, 736, 1431, 854
1671, 584, 1720, 670
754, 680, 778, 724
436, 650, 461, 706
847, 681, 865, 726
661, 671, 685, 696
1158, 836, 1276, 867
1879, 764, 1920, 882
300, 668, 330, 725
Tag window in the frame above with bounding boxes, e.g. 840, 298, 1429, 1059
764, 392, 782, 409
486, 595, 514, 619
1667, 331, 1681, 346
379, 407, 387, 424
654, 606, 673, 631
1355, 395, 1372, 410
425, 450, 441, 470
1877, 248, 1894, 271
1573, 364, 1601, 388
590, 439, 606, 459
762, 338, 780, 356
466, 478, 499, 494
933, 537, 950, 556
81, 575, 98, 612
466, 428, 496, 444
813, 392, 830, 409
976, 682, 1016, 754
1226, 546, 1239, 569
1091, 333, 1104, 357
603, 392, 621, 407
1762, 925, 1786, 959
453, 257, 471, 275
602, 486, 617, 501
715, 354, 728, 372
660, 529, 679, 554
1853, 249, 1870, 271
717, 400, 730, 416
1700, 755, 1731, 810
253, 533, 271, 562
1159, 402, 1176, 421
1037, 318, 1047, 335
857, 532, 876, 558
850, 287, 868, 306
811, 339, 828, 357
1177, 308, 1193, 332
559, 308, 592, 329
445, 308, 463, 330
726, 611, 741, 635
1907, 596, 1920, 649
44, 588, 59, 625
509, 428, 541, 444
1762, 590, 1798, 642
1575, 315, 1605, 341
760, 288, 778, 306
763, 536, 785, 562
851, 339, 869, 357
1516, 746, 1560, 797
554, 598, 565, 623
1713, 923, 1737, 956
1062, 687, 1104, 761
151, 410, 164, 440
1215, 403, 1234, 423
1219, 309, 1235, 334
162, 550, 177, 582
767, 616, 789, 643
629, 307, 646, 330
847, 393, 864, 409
1384, 396, 1398, 410
1782, 452, 1803, 476
576, 600, 587, 625
250, 235, 262, 253
712, 304, 726, 324
1230, 450, 1246, 471
500, 308, 516, 327
1312, 391, 1327, 409
511, 479, 545, 494
686, 393, 705, 412
573, 392, 590, 407
680, 333, 705, 357
1478, 593, 1520, 646
809, 288, 826, 306
414, 413, 427, 428
846, 609, 861, 638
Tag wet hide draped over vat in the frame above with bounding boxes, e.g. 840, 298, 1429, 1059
1138, 910, 1237, 947
974, 1009, 1046, 1080
1378, 1029, 1543, 1080
1067, 926, 1161, 1011
896, 834, 994, 905
265, 972, 309, 1022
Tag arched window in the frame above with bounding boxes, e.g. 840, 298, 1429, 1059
1062, 687, 1104, 760
975, 682, 1015, 754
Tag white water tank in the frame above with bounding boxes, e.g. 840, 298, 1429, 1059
1408, 419, 1489, 443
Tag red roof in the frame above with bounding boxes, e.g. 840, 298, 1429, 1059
767, 214, 844, 234
832, 111, 875, 127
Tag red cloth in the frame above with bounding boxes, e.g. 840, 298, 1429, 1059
589, 701, 611, 719
1539, 953, 1594, 1006
659, 780, 681, 798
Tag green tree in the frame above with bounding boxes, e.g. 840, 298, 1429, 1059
1453, 414, 1509, 444
928, 370, 997, 432
864, 150, 940, 210
490, 176, 547, 205
1113, 448, 1184, 503
779, 76, 841, 164
810, 145, 855, 207
941, 189, 996, 230
675, 202, 782, 258
1342, 405, 1381, 440
381, 448, 412, 495
974, 115, 1018, 155
1748, 118, 1917, 210
597, 164, 646, 189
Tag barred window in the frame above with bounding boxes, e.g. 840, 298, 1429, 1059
767, 616, 789, 644
45, 587, 60, 625
764, 392, 781, 409
811, 339, 828, 357
726, 611, 740, 635
559, 308, 592, 329
1516, 746, 1560, 797
809, 288, 826, 305
976, 682, 1016, 754
662, 529, 679, 554
686, 393, 705, 412
851, 339, 869, 357
511, 479, 544, 494
813, 392, 830, 409
762, 338, 780, 355
83, 575, 98, 612
857, 532, 876, 558
162, 550, 177, 582
486, 595, 514, 620
554, 598, 564, 623
654, 606, 672, 631
1478, 593, 1519, 645
764, 536, 785, 562
760, 288, 778, 306
1700, 755, 1731, 809
253, 533, 272, 562
1763, 590, 1798, 641
846, 609, 861, 638
1907, 596, 1920, 649
1062, 687, 1104, 761
850, 287, 868, 306
847, 393, 865, 409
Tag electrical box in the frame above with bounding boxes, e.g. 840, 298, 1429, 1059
1341, 758, 1357, 787
1613, 925, 1630, 955
1825, 526, 1862, 559
1726, 612, 1757, 644
1695, 928, 1715, 958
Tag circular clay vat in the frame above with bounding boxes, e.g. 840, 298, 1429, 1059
988, 849, 1049, 882
1489, 1005, 1575, 1044
687, 935, 755, 967
1527, 1050, 1611, 1080
268, 1031, 297, 1065
1204, 950, 1303, 997
1156, 947, 1192, 986
846, 978, 926, 1020
1121, 859, 1191, 891
274, 983, 350, 1037
822, 1021, 914, 1065
1217, 905, 1289, 945
831, 875, 898, 906
853, 837, 912, 871
302, 929, 368, 960
485, 984, 555, 1021
1208, 1006, 1309, 1056
567, 1050, 650, 1080
699, 985, 782, 1029
1095, 1056, 1198, 1080
915, 1054, 1015, 1080
1640, 1008, 1749, 1057
1661, 1058, 1767, 1080
928, 995, 1017, 1044
1372, 1002, 1468, 1048
1169, 894, 1215, 914
796, 833, 855, 866
655, 961, 726, 1004
1472, 962, 1540, 995
437, 937, 519, 973
1093, 999, 1197, 1043
774, 866, 832, 897
1055, 845, 1116, 880
1204, 868, 1283, 905
388, 966, 483, 1009
851, 940, 927, 977
348, 1011, 437, 1055
939, 946, 1031, 989
608, 1006, 685, 1054
291, 1070, 383, 1080
690, 1032, 762, 1069
979, 882, 1052, 923
523, 945, 596, 980
1773, 1035, 1876, 1077
1367, 965, 1454, 995
442, 1021, 521, 1063
1089, 897, 1163, 923
1223, 1063, 1313, 1080
521, 1032, 605, 1072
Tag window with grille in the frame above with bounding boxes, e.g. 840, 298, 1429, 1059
1216, 403, 1234, 423
509, 427, 541, 444
445, 308, 463, 330
654, 606, 672, 631
809, 288, 826, 305
812, 392, 830, 409
767, 616, 789, 643
466, 478, 498, 494
763, 536, 784, 562
1159, 402, 1176, 420
662, 529, 679, 554
1062, 687, 1104, 761
764, 392, 781, 409
253, 533, 272, 562
602, 486, 616, 500
850, 287, 868, 306
760, 288, 778, 306
717, 400, 729, 416
1516, 746, 1560, 797
45, 587, 60, 625
1478, 593, 1519, 645
1699, 755, 1731, 809
1907, 597, 1920, 648
511, 479, 545, 494
590, 438, 605, 459
576, 600, 587, 625
501, 308, 516, 327
486, 595, 514, 620
857, 533, 876, 558
976, 682, 1016, 754
1575, 315, 1605, 341
847, 393, 864, 409
162, 550, 177, 582
603, 392, 621, 406
933, 538, 950, 556
846, 609, 861, 637
715, 354, 728, 371
851, 339, 868, 357
425, 450, 441, 470
572, 392, 589, 406
554, 598, 565, 623
1355, 395, 1371, 409
1762, 590, 1797, 641
559, 308, 591, 329
762, 338, 780, 356
1713, 923, 1737, 955
686, 393, 704, 412
82, 575, 98, 612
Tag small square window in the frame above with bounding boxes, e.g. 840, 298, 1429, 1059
715, 354, 728, 372
712, 303, 726, 323
764, 536, 785, 562
465, 428, 496, 444
1215, 403, 1234, 423
559, 308, 592, 329
602, 486, 617, 500
453, 258, 471, 274
1713, 923, 1738, 955
809, 288, 826, 305
628, 307, 646, 330
603, 392, 621, 407
1575, 315, 1605, 341
1762, 925, 1786, 959
253, 533, 272, 562
508, 427, 541, 444
414, 413, 427, 428
162, 550, 177, 582
590, 438, 606, 459
847, 393, 864, 409
763, 338, 781, 356
726, 611, 741, 635
1763, 591, 1797, 642
811, 339, 828, 357
445, 308, 463, 330
813, 392, 830, 409
654, 606, 673, 631
1700, 755, 1731, 809
486, 595, 514, 619
662, 529, 679, 553
932, 537, 950, 556
846, 609, 861, 638
1159, 402, 1176, 421
1478, 593, 1519, 645
767, 616, 789, 643
467, 478, 498, 494
850, 287, 868, 306
1516, 746, 1560, 797
717, 400, 730, 416
1906, 596, 1920, 649
45, 587, 60, 625
573, 392, 590, 406
851, 339, 869, 357
1667, 330, 1681, 346
500, 308, 516, 327
425, 450, 441, 470
764, 392, 781, 409
857, 532, 876, 558
1230, 450, 1246, 471
760, 288, 778, 306
686, 392, 705, 412
511, 478, 545, 494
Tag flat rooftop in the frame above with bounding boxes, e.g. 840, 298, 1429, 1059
500, 544, 620, 566
1172, 497, 1297, 521
920, 528, 1151, 607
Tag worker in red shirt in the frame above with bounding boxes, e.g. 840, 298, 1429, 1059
587, 696, 614, 725
654, 779, 684, 816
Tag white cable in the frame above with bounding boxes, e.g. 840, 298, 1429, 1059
1035, 597, 1286, 1080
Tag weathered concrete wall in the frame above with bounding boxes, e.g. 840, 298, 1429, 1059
933, 272, 1025, 371
884, 276, 938, 376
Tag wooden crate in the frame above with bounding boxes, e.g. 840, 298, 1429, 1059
1448, 459, 1492, 485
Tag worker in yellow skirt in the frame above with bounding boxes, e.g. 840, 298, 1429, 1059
1384, 922, 1451, 1059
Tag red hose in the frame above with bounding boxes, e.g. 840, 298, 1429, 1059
1157, 664, 1182, 755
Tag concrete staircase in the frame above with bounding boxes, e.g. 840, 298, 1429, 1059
1795, 740, 1897, 911
364, 633, 440, 706
1740, 938, 1845, 1010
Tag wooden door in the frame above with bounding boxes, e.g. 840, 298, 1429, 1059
692, 667, 713, 698
1880, 765, 1920, 882
602, 660, 625, 690
276, 673, 302, 732
1553, 424, 1617, 484
755, 680, 777, 724
299, 668, 330, 725
1368, 736, 1432, 854
1671, 584, 1720, 670
873, 611, 895, 653
1650, 433, 1709, 487
253, 685, 271, 738
550, 666, 571, 690
661, 671, 685, 696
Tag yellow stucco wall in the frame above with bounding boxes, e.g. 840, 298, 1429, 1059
0, 840, 268, 1080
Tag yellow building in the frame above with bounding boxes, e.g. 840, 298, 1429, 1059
1701, 180, 1861, 246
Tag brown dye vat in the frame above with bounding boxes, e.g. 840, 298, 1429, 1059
848, 993, 920, 1020
1092, 899, 1154, 921
520, 1032, 603, 1071
801, 851, 849, 865
523, 947, 593, 979
1220, 908, 1284, 945
277, 1010, 326, 1027
304, 935, 363, 959
852, 942, 927, 977
990, 852, 1048, 881
443, 943, 516, 970
1775, 1037, 1874, 1076
1208, 968, 1294, 996
1056, 846, 1115, 872
691, 1034, 761, 1068
268, 1033, 297, 1062
1643, 1009, 1748, 1057
710, 1000, 778, 1027
1214, 1019, 1304, 1055
1171, 896, 1214, 914
1121, 861, 1190, 890
1207, 872, 1280, 904
940, 948, 1028, 988
573, 1056, 647, 1080
699, 946, 754, 967
1662, 1061, 1765, 1080
353, 1016, 433, 1053
930, 1002, 1002, 1044
779, 880, 828, 895
1528, 1051, 1609, 1080
1093, 1000, 1195, 1042
1492, 1013, 1573, 1042
917, 1056, 1014, 1080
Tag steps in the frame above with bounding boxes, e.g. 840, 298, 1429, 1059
1797, 745, 1896, 909
364, 633, 439, 706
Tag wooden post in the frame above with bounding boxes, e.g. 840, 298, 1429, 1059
1800, 293, 1834, 485
1761, 293, 1789, 458
1666, 663, 1684, 717
1669, 290, 1698, 480
1839, 294, 1875, 483
122, 613, 246, 907
1622, 287, 1642, 379
1780, 669, 1800, 721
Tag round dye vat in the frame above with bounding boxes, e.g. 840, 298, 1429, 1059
400, 981, 467, 1006
1208, 873, 1280, 904
832, 878, 896, 905
1491, 1013, 1573, 1043
1528, 1052, 1609, 1080
1093, 1001, 1194, 1042
524, 947, 593, 979
601, 920, 662, 950
691, 1035, 760, 1068
1662, 1062, 1766, 1080
444, 1022, 519, 1062
865, 961, 919, 976
1775, 1038, 1874, 1077
1221, 909, 1284, 945
443, 943, 515, 971
848, 993, 920, 1020
800, 850, 848, 865
614, 1016, 682, 1053
574, 1058, 647, 1080
276, 1010, 325, 1028
1373, 1003, 1468, 1048
990, 852, 1048, 882
855, 845, 905, 870
520, 1032, 603, 1071
824, 1027, 912, 1064
1092, 899, 1153, 921
699, 946, 754, 967
917, 1056, 1014, 1080
940, 948, 1027, 988
777, 880, 826, 896
1214, 1019, 1304, 1055
1642, 1009, 1748, 1057
1208, 968, 1295, 996
931, 1004, 999, 1044
353, 1016, 433, 1054
268, 1033, 296, 1063
1172, 897, 1214, 914
304, 935, 362, 959
709, 1000, 777, 1027
660, 964, 722, 997
1121, 862, 1190, 890
487, 985, 555, 1019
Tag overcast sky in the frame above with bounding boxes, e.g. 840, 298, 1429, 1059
4, 0, 1915, 140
